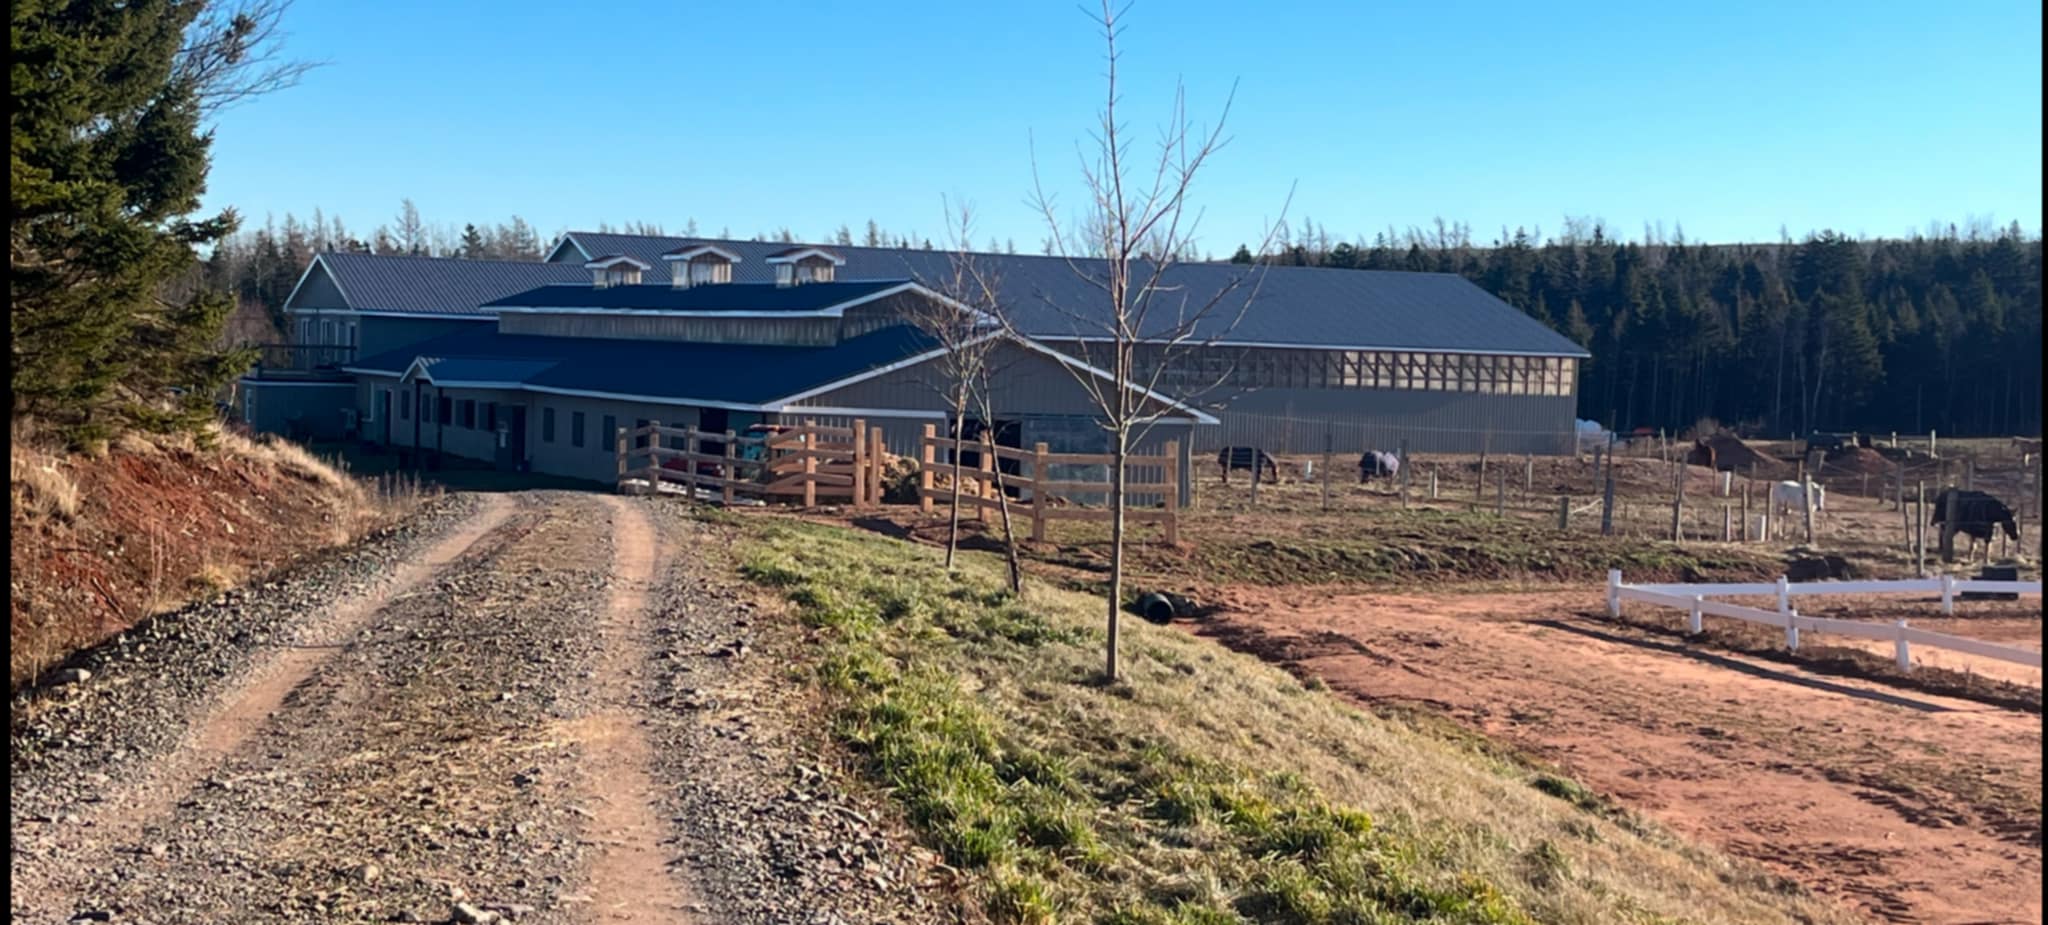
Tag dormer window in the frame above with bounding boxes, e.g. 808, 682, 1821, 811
765, 246, 846, 286
584, 255, 651, 288
660, 243, 744, 289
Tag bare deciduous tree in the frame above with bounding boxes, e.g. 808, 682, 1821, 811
1029, 0, 1289, 682
903, 200, 1007, 574
177, 0, 322, 116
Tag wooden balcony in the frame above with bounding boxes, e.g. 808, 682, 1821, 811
245, 344, 358, 380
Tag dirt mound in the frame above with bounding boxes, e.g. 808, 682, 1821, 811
1697, 433, 1786, 476
1822, 446, 1897, 476
10, 426, 405, 688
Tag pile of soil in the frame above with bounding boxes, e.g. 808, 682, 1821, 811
1697, 433, 1786, 476
1821, 446, 1898, 477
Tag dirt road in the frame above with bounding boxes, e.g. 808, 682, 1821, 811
1196, 586, 2043, 925
11, 492, 950, 924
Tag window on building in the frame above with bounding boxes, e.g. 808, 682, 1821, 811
601, 415, 617, 450
634, 418, 650, 450
399, 390, 410, 421
460, 399, 476, 429
437, 395, 451, 424
571, 411, 586, 448
483, 402, 497, 432
541, 407, 556, 443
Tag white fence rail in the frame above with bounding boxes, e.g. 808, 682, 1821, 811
1606, 570, 2042, 673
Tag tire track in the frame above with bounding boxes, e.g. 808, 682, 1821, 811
570, 495, 695, 922
12, 493, 514, 921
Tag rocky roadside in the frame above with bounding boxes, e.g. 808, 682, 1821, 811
9, 491, 483, 832
635, 501, 975, 924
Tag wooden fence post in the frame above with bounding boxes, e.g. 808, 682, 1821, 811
1031, 442, 1049, 542
803, 450, 817, 507
920, 424, 936, 513
1740, 481, 1751, 542
1249, 446, 1261, 509
615, 426, 628, 488
1399, 440, 1411, 507
1163, 440, 1181, 545
1600, 461, 1615, 536
851, 418, 867, 509
1556, 495, 1570, 531
1722, 504, 1732, 542
870, 427, 885, 506
1963, 455, 1974, 492
1671, 459, 1685, 543
1914, 481, 1926, 576
1801, 475, 1815, 545
1940, 483, 1959, 562
647, 420, 663, 488
1321, 430, 1333, 512
976, 436, 993, 521
1477, 444, 1488, 501
1428, 466, 1437, 500
1524, 453, 1533, 496
722, 430, 737, 506
684, 427, 700, 498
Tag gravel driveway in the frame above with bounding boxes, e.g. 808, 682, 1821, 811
12, 491, 960, 924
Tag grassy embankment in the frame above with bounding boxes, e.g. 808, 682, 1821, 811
739, 518, 1852, 924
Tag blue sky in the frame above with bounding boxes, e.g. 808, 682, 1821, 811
203, 1, 2043, 251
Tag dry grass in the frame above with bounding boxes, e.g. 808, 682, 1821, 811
741, 519, 1856, 924
10, 442, 81, 525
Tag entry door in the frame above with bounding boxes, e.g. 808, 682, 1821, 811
379, 389, 392, 447
496, 406, 529, 471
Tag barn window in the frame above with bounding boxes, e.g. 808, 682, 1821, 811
571, 411, 587, 448
541, 407, 556, 443
634, 418, 650, 450
601, 415, 617, 449
460, 399, 476, 429
398, 391, 410, 421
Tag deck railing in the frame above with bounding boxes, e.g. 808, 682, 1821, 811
247, 344, 357, 377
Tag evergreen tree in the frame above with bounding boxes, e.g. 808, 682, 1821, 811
11, 0, 280, 441
459, 223, 488, 259
1229, 244, 1254, 264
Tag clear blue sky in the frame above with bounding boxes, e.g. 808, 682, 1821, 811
202, 0, 2044, 251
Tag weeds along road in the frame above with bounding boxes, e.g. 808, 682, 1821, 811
11, 491, 946, 925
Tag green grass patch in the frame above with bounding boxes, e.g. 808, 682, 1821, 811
738, 519, 1854, 924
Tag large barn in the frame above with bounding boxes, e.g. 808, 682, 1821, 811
239, 232, 1587, 485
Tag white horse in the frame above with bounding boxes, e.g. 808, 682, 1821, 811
1770, 480, 1825, 518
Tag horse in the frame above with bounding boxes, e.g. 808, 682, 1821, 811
1684, 439, 1716, 470
1357, 450, 1400, 484
1216, 447, 1278, 485
1929, 488, 2020, 563
1770, 480, 1825, 518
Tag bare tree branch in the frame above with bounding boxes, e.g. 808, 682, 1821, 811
176, 0, 323, 116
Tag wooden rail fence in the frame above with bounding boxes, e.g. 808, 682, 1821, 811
917, 424, 1179, 544
616, 418, 885, 507
1606, 569, 2042, 673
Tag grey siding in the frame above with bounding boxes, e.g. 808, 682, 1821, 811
498, 312, 837, 346
239, 380, 355, 440
360, 315, 491, 359
287, 264, 350, 310
1202, 387, 1576, 455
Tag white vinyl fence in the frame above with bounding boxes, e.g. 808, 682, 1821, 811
1606, 570, 2042, 673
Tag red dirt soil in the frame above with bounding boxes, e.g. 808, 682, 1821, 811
1191, 587, 2042, 925
11, 437, 378, 687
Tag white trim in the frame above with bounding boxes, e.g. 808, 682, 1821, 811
494, 306, 844, 319
659, 244, 744, 263
237, 378, 357, 388
1006, 338, 1222, 425
584, 255, 653, 271
777, 405, 949, 421
281, 254, 353, 312
1046, 335, 1588, 359
287, 307, 496, 321
414, 379, 529, 390
764, 247, 847, 266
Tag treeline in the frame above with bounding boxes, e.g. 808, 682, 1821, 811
1229, 219, 2043, 439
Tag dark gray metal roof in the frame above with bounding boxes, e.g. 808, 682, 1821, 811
558, 232, 1591, 357
300, 252, 591, 315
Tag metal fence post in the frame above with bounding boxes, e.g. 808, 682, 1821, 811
1894, 619, 1911, 671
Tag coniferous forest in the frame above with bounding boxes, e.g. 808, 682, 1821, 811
206, 209, 2043, 439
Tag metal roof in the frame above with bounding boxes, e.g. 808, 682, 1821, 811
557, 232, 1591, 357
480, 279, 913, 313
348, 324, 949, 406
303, 252, 590, 316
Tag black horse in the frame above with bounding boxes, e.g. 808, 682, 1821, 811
1216, 447, 1278, 484
1357, 450, 1400, 484
1929, 488, 2020, 562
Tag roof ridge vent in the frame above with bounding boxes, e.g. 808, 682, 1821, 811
765, 246, 845, 286
660, 242, 744, 289
585, 254, 650, 288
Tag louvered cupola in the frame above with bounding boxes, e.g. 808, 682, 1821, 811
765, 246, 845, 286
660, 243, 743, 288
